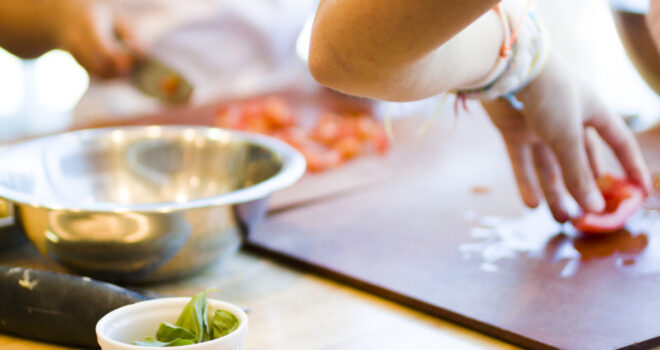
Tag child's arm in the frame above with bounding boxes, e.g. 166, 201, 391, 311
309, 0, 503, 101
309, 0, 652, 221
647, 0, 660, 55
0, 0, 142, 78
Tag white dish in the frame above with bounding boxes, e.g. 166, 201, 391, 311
96, 297, 248, 350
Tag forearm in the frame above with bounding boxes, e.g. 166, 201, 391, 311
309, 0, 504, 101
0, 0, 59, 58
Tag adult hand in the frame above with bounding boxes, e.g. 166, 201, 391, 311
52, 0, 144, 78
482, 51, 651, 222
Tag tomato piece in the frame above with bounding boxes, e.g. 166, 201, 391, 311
332, 136, 363, 160
300, 143, 342, 172
572, 175, 645, 234
214, 104, 246, 130
355, 115, 380, 139
311, 113, 343, 145
159, 75, 180, 96
213, 97, 389, 173
263, 97, 295, 128
270, 127, 308, 149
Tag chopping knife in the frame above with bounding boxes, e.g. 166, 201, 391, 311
0, 266, 147, 348
131, 58, 194, 104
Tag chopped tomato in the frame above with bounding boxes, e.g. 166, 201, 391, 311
572, 175, 645, 234
159, 75, 180, 96
263, 97, 295, 128
215, 105, 245, 129
355, 115, 380, 139
213, 96, 389, 173
332, 136, 363, 160
311, 113, 344, 145
270, 127, 307, 149
300, 143, 342, 172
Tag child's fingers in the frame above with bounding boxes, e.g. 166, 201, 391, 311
584, 127, 604, 180
587, 112, 652, 194
505, 141, 540, 208
532, 143, 570, 223
546, 128, 604, 213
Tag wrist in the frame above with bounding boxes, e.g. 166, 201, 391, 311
514, 50, 553, 105
454, 0, 550, 110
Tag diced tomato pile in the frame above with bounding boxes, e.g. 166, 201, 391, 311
571, 175, 645, 234
214, 97, 388, 172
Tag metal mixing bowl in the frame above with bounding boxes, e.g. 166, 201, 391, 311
0, 126, 305, 283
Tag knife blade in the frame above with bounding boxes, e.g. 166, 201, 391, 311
131, 58, 193, 104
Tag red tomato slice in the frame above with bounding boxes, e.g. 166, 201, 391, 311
332, 136, 363, 160
263, 97, 295, 128
159, 75, 180, 96
572, 175, 645, 234
214, 97, 389, 173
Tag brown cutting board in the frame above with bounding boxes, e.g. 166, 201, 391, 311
247, 111, 660, 350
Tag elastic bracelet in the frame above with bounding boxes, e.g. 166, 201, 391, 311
453, 0, 550, 111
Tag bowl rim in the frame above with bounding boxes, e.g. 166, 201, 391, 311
96, 297, 248, 349
0, 125, 306, 212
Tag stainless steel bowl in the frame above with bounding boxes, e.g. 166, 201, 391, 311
0, 126, 305, 283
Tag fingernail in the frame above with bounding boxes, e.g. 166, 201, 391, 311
586, 190, 605, 213
554, 211, 570, 223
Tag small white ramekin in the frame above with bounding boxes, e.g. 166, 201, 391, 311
96, 297, 248, 350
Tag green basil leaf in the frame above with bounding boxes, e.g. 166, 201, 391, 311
164, 338, 196, 347
175, 290, 209, 343
134, 336, 196, 347
134, 336, 166, 347
156, 322, 196, 342
211, 310, 239, 339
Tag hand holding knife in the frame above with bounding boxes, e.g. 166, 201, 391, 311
130, 56, 194, 105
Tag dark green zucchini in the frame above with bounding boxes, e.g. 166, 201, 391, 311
0, 266, 147, 348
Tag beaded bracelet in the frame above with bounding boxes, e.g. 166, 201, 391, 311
453, 0, 549, 111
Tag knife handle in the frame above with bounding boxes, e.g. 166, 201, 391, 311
0, 266, 148, 348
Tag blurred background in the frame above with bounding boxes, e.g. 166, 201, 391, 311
0, 0, 658, 141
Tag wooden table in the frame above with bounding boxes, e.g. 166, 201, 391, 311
0, 242, 516, 350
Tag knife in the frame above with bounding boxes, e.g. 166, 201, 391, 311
0, 266, 148, 348
131, 58, 194, 104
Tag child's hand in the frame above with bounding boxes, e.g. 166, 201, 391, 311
52, 0, 144, 78
482, 51, 651, 222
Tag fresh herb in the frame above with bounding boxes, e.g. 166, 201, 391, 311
134, 337, 195, 347
175, 290, 209, 343
211, 310, 239, 339
134, 290, 239, 347
156, 323, 196, 343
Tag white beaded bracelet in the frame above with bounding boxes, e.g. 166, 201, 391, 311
454, 0, 550, 110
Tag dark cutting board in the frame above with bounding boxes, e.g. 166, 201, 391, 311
247, 110, 660, 350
